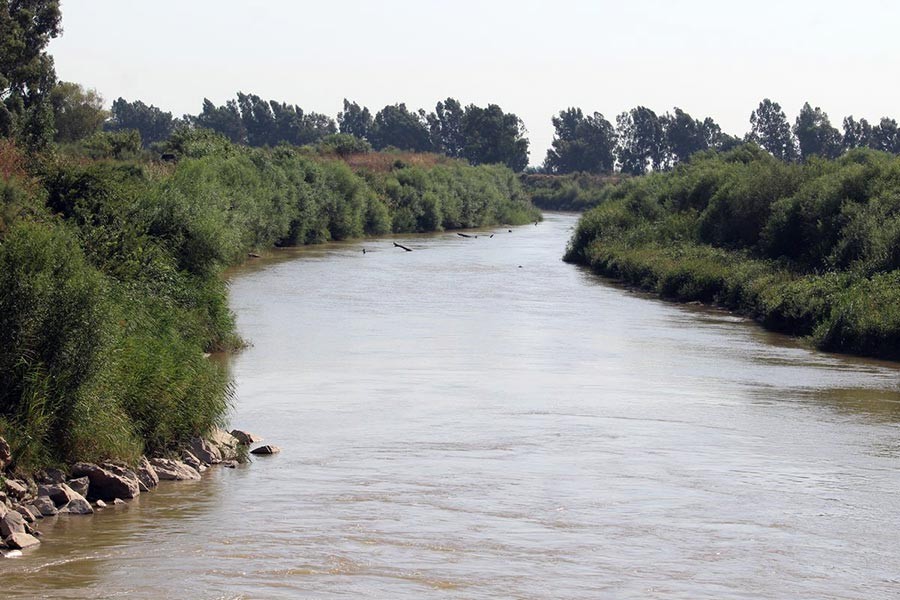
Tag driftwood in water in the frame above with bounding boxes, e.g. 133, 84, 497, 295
457, 232, 477, 239
393, 242, 412, 252
248, 252, 261, 258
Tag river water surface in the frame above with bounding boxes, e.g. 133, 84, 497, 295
3, 212, 900, 599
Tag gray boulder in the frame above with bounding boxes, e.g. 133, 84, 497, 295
0, 511, 26, 537
149, 458, 201, 481
38, 483, 81, 507
67, 476, 90, 498
250, 445, 281, 455
181, 450, 205, 472
188, 437, 221, 465
229, 429, 262, 445
4, 479, 28, 500
59, 498, 94, 515
4, 532, 40, 550
70, 462, 140, 500
209, 428, 241, 461
31, 497, 58, 517
95, 499, 107, 508
136, 457, 159, 492
14, 505, 39, 522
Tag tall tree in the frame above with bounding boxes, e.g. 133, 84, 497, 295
841, 115, 872, 152
193, 98, 246, 143
793, 102, 842, 160
616, 106, 665, 175
370, 103, 432, 152
543, 107, 617, 174
747, 98, 798, 162
0, 0, 62, 148
49, 81, 107, 143
107, 98, 176, 146
661, 107, 709, 166
871, 117, 900, 154
427, 97, 465, 158
460, 104, 529, 172
337, 99, 372, 140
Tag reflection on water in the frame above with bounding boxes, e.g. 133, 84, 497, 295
3, 213, 900, 599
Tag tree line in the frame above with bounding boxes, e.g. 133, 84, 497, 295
544, 100, 900, 175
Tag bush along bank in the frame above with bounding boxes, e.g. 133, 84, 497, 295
565, 144, 900, 361
521, 172, 623, 211
0, 131, 540, 476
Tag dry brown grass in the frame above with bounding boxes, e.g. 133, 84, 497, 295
0, 140, 28, 182
338, 151, 458, 173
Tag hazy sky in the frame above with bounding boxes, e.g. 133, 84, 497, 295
49, 0, 900, 165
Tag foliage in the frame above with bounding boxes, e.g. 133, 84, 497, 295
106, 97, 177, 147
0, 133, 537, 467
0, 0, 62, 149
544, 108, 616, 174
748, 98, 798, 162
49, 81, 107, 143
566, 145, 900, 360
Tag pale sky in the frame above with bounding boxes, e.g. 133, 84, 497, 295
49, 0, 900, 165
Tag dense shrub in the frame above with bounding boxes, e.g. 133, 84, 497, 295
567, 144, 900, 360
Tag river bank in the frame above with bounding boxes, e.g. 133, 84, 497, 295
565, 145, 900, 361
0, 428, 272, 557
5, 213, 898, 598
0, 135, 539, 477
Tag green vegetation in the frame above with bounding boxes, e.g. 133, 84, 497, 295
566, 144, 900, 360
0, 129, 537, 470
543, 101, 900, 176
521, 173, 622, 211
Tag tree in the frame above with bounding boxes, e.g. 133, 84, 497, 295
616, 106, 665, 175
427, 97, 465, 158
0, 0, 62, 148
107, 98, 176, 146
793, 102, 842, 160
543, 107, 616, 174
871, 118, 900, 154
193, 98, 246, 143
661, 107, 709, 166
337, 99, 372, 140
841, 116, 872, 152
748, 99, 798, 162
370, 103, 432, 152
460, 104, 529, 172
700, 118, 742, 152
48, 81, 107, 143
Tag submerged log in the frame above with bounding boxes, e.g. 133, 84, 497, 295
393, 242, 412, 252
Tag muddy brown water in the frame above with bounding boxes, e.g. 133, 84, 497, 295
3, 212, 900, 599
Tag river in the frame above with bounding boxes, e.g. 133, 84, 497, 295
3, 212, 900, 599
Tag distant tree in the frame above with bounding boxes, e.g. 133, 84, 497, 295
235, 93, 276, 146
841, 116, 872, 152
871, 117, 900, 154
616, 106, 665, 175
793, 102, 842, 160
0, 0, 62, 148
337, 99, 373, 140
460, 104, 529, 172
49, 81, 107, 143
661, 107, 710, 166
107, 98, 176, 146
747, 99, 798, 162
427, 97, 466, 158
700, 118, 742, 152
193, 98, 246, 143
543, 107, 617, 174
370, 103, 432, 152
